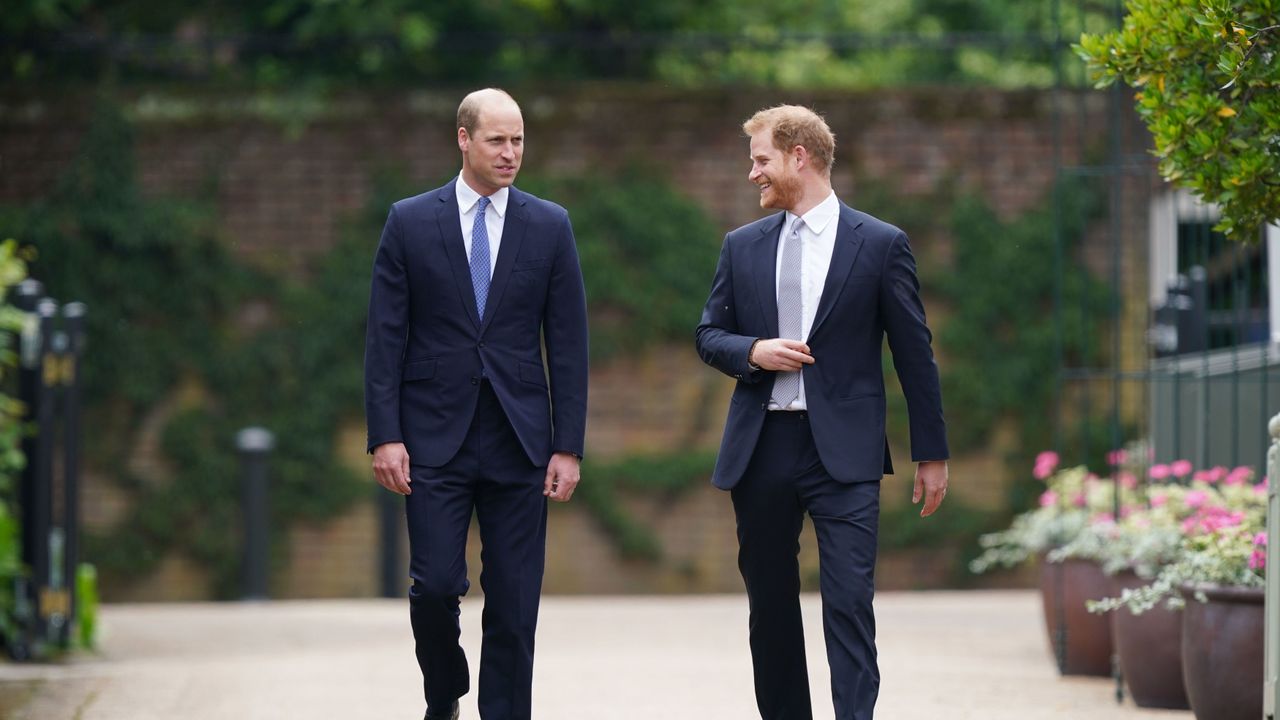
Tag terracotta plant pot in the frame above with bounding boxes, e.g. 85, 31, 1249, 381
1037, 557, 1113, 676
1110, 571, 1189, 709
1180, 585, 1263, 720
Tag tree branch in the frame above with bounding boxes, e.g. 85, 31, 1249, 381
1222, 23, 1278, 89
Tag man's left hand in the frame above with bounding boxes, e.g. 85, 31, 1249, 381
913, 460, 949, 518
545, 452, 581, 503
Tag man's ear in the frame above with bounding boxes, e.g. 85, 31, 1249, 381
791, 144, 809, 171
458, 127, 469, 152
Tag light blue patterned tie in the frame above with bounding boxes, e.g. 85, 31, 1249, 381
470, 195, 491, 321
772, 219, 803, 408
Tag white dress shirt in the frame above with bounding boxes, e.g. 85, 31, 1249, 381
770, 190, 840, 411
456, 174, 509, 277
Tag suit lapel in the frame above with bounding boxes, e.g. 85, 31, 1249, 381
436, 180, 482, 332
480, 189, 527, 335
752, 214, 787, 338
808, 205, 866, 339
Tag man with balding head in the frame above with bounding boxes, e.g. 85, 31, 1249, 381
696, 105, 949, 719
365, 88, 588, 720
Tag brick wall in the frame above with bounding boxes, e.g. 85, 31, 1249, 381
0, 85, 1129, 599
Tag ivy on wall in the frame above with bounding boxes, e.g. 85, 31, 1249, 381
1, 102, 368, 596
0, 98, 1119, 591
0, 100, 729, 594
518, 169, 722, 361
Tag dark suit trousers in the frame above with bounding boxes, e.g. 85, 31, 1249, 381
731, 411, 881, 720
406, 381, 547, 720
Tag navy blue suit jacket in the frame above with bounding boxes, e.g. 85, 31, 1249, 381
695, 203, 948, 488
364, 178, 588, 468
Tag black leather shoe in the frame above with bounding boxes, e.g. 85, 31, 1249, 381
424, 702, 459, 720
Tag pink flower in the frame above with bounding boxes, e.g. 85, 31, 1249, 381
1249, 550, 1266, 571
1194, 466, 1227, 483
1256, 532, 1268, 547
1149, 492, 1168, 508
1033, 451, 1059, 480
1093, 512, 1114, 524
1120, 504, 1140, 519
1107, 449, 1128, 466
1039, 490, 1059, 507
1117, 471, 1137, 489
1183, 490, 1208, 509
1224, 466, 1253, 486
1072, 493, 1087, 508
1149, 464, 1171, 480
1170, 459, 1193, 478
1180, 506, 1245, 535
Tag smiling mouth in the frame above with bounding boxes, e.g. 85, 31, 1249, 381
758, 182, 771, 193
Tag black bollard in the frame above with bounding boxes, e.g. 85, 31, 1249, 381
236, 427, 275, 601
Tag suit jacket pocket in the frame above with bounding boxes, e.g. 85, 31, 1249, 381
513, 257, 553, 272
402, 359, 437, 382
518, 360, 548, 388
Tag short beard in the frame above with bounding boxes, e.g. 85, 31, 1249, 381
763, 170, 802, 211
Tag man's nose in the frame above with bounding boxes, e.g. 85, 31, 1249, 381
748, 165, 761, 182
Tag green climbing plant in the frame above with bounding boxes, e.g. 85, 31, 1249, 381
0, 100, 730, 593
0, 239, 33, 647
0, 100, 371, 597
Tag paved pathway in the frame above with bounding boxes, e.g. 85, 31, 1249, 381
0, 591, 1191, 719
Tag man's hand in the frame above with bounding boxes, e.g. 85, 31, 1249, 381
750, 338, 815, 372
544, 452, 581, 503
372, 442, 412, 496
913, 460, 949, 517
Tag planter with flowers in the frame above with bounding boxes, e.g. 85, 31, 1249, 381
1048, 455, 1193, 708
971, 452, 1124, 676
1089, 466, 1267, 720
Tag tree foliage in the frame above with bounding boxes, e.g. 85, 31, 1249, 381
3, 0, 1102, 89
1077, 0, 1280, 239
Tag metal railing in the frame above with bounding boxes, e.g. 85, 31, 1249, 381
8, 279, 86, 660
1266, 413, 1279, 718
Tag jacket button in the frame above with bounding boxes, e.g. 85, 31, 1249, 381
471, 377, 479, 385
734, 374, 742, 380
479, 341, 486, 348
760, 402, 767, 411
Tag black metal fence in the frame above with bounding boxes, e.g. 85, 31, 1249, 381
7, 279, 86, 660
1050, 0, 1277, 700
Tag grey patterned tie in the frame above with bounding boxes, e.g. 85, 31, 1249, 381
470, 195, 491, 320
772, 218, 803, 408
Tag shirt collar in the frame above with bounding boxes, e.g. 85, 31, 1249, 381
785, 190, 839, 236
456, 173, 509, 218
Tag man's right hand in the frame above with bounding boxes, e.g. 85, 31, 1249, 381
372, 442, 412, 495
750, 338, 815, 372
